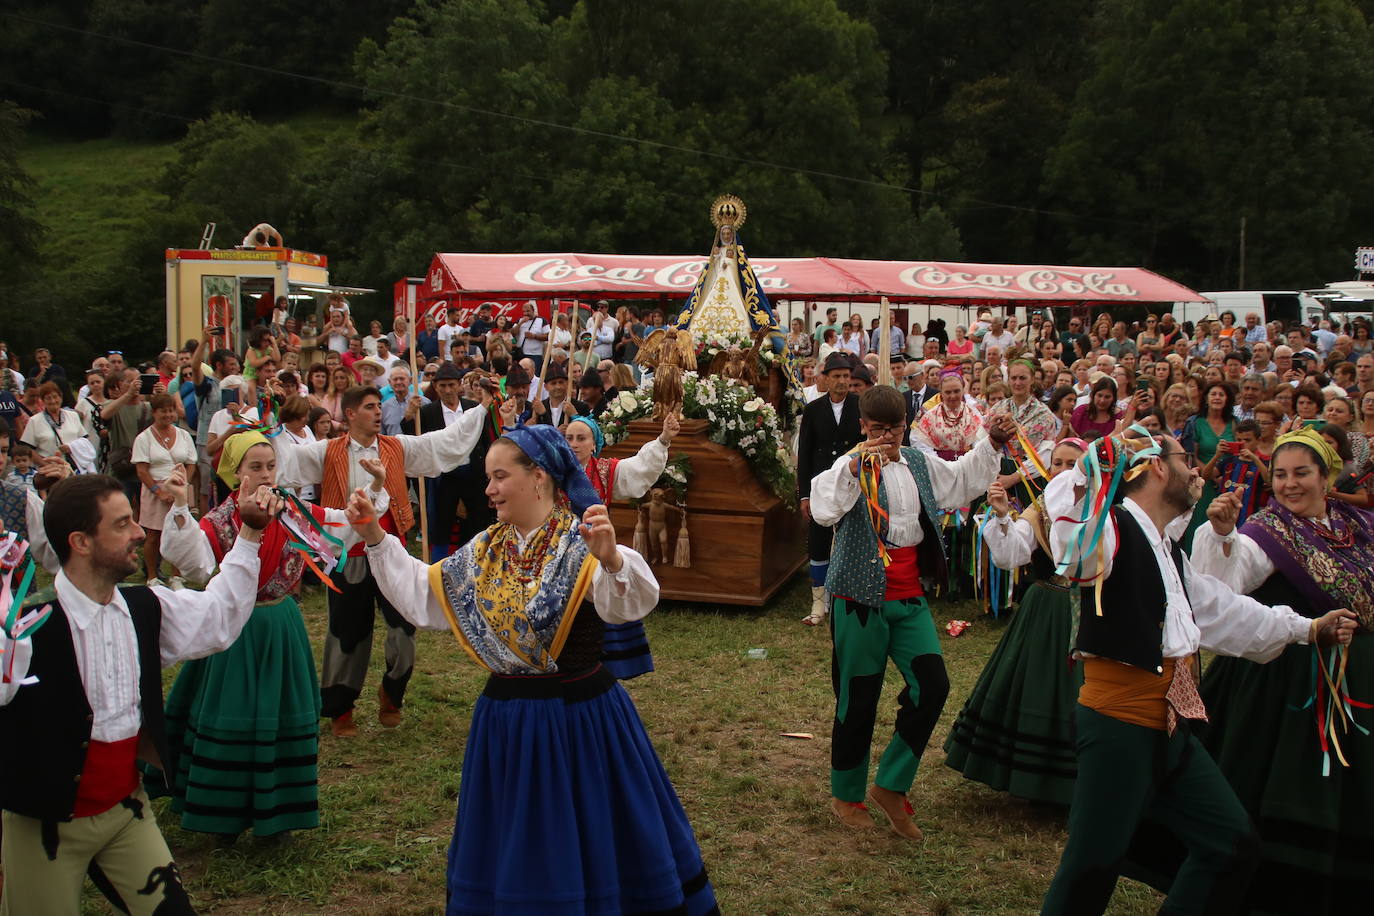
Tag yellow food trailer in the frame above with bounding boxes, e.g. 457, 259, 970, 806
163, 247, 372, 353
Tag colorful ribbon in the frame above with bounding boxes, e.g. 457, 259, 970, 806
1293, 642, 1373, 777
273, 487, 348, 591
2, 551, 51, 685
856, 452, 892, 568
1054, 425, 1160, 617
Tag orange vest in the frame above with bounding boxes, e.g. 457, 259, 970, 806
320, 435, 413, 535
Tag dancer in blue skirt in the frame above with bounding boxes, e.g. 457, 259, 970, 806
345, 420, 717, 916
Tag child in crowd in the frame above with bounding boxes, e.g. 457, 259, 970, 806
1204, 417, 1269, 525
6, 443, 36, 490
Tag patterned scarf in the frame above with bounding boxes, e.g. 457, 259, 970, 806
202, 493, 306, 603
1243, 499, 1374, 631
429, 506, 599, 673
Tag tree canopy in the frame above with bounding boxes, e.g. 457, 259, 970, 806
2, 0, 1371, 363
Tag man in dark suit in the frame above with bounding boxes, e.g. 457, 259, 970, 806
797, 353, 864, 625
578, 370, 616, 417
419, 363, 496, 559
528, 364, 587, 428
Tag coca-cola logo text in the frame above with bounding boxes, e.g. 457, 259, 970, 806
899, 266, 1137, 298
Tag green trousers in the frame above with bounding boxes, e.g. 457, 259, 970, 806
830, 596, 948, 802
1041, 705, 1260, 916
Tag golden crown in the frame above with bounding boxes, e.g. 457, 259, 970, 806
710, 194, 747, 230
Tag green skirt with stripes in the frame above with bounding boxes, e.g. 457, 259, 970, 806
156, 595, 321, 837
942, 579, 1082, 805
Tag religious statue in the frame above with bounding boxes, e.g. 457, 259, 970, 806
635, 488, 688, 567
709, 326, 771, 386
636, 325, 697, 419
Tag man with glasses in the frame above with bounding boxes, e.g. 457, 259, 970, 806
1039, 432, 1357, 914
1060, 317, 1087, 357
810, 385, 1014, 839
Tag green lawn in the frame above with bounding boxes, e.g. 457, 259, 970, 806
67, 575, 1163, 915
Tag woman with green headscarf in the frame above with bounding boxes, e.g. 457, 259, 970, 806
1189, 425, 1374, 912
150, 431, 388, 838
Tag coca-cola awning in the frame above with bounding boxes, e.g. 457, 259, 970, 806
422, 252, 1205, 306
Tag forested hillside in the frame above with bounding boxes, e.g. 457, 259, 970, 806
2, 0, 1372, 361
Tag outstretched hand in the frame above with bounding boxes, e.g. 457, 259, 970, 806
239, 485, 284, 535
346, 487, 387, 547
659, 412, 680, 445
579, 504, 623, 573
1207, 486, 1243, 536
1315, 608, 1360, 648
986, 414, 1016, 446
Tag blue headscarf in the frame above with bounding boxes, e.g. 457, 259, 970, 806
567, 414, 605, 457
501, 424, 602, 515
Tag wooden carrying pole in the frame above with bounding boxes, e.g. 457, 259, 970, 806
877, 296, 893, 386
409, 306, 429, 561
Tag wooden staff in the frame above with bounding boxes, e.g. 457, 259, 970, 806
409, 305, 429, 562
538, 302, 557, 378
581, 310, 600, 375
877, 296, 893, 386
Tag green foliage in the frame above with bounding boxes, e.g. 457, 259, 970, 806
10, 0, 1374, 374
1043, 0, 1374, 289
0, 101, 45, 354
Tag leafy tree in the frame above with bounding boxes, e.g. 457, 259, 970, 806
0, 101, 47, 356
1044, 0, 1374, 289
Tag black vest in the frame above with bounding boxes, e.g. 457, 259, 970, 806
1075, 507, 1188, 674
0, 586, 168, 820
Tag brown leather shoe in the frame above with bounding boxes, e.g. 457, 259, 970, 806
330, 710, 358, 738
378, 684, 403, 728
867, 786, 924, 841
831, 797, 874, 829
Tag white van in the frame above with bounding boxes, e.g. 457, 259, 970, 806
1172, 291, 1311, 328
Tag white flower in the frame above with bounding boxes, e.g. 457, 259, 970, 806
742, 397, 763, 413
616, 391, 638, 409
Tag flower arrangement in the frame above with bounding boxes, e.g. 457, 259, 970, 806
693, 331, 783, 371
599, 373, 797, 504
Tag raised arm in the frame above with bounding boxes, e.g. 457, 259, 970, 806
270, 430, 329, 489
396, 401, 489, 477
610, 416, 676, 501
1046, 465, 1119, 581
155, 518, 267, 666
924, 435, 1004, 511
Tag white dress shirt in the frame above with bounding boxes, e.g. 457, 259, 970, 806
810, 438, 1001, 546
1189, 523, 1282, 594
269, 406, 487, 490
985, 515, 1037, 570
595, 437, 669, 501
364, 530, 658, 628
1043, 470, 1310, 661
0, 536, 262, 738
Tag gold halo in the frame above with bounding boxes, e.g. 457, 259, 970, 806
710, 194, 747, 230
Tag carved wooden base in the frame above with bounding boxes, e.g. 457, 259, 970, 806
602, 418, 804, 606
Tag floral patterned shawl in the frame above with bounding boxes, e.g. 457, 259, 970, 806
914, 402, 984, 461
429, 506, 599, 674
1242, 499, 1374, 632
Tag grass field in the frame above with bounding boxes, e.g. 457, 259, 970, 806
66, 574, 1164, 915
